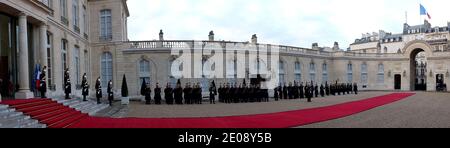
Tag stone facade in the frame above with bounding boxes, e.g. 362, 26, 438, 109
1, 0, 449, 100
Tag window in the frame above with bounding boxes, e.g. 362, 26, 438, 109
361, 63, 368, 86
74, 46, 80, 85
72, 0, 79, 32
309, 63, 316, 82
279, 61, 285, 84
60, 0, 68, 25
40, 0, 52, 8
46, 33, 53, 89
61, 39, 68, 84
84, 50, 89, 76
100, 9, 112, 41
138, 59, 150, 91
294, 62, 301, 82
377, 64, 385, 84
322, 63, 328, 83
227, 60, 237, 84
101, 52, 113, 88
347, 63, 353, 83
82, 5, 87, 35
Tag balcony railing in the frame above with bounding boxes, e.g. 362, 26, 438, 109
124, 40, 407, 58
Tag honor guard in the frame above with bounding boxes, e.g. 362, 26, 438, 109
154, 83, 162, 105
39, 66, 47, 98
81, 73, 89, 101
164, 83, 174, 105
64, 69, 71, 100
107, 80, 113, 106
95, 77, 102, 104
209, 81, 217, 104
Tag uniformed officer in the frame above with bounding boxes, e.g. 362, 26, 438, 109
64, 68, 71, 100
39, 66, 47, 98
314, 83, 319, 98
145, 83, 151, 105
354, 83, 358, 95
320, 84, 325, 97
209, 81, 217, 104
107, 80, 113, 106
81, 73, 89, 101
174, 80, 183, 104
164, 83, 174, 105
183, 83, 191, 104
95, 77, 102, 104
299, 82, 304, 99
306, 84, 312, 102
274, 84, 280, 101
283, 84, 288, 100
154, 83, 162, 105
325, 82, 330, 96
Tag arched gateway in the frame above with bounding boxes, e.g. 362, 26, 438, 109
403, 40, 434, 91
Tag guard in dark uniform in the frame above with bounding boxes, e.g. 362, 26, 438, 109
320, 84, 325, 97
154, 83, 162, 105
287, 82, 293, 99
325, 82, 330, 96
314, 83, 319, 98
306, 84, 312, 102
164, 83, 174, 105
39, 66, 47, 98
95, 77, 102, 104
64, 69, 71, 100
293, 82, 299, 99
195, 83, 202, 104
282, 84, 288, 100
299, 82, 304, 99
183, 83, 191, 104
354, 83, 358, 95
218, 84, 223, 103
174, 80, 183, 104
144, 83, 151, 105
81, 73, 89, 101
274, 85, 279, 101
209, 81, 217, 104
107, 80, 113, 106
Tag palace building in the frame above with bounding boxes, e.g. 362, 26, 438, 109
0, 0, 449, 100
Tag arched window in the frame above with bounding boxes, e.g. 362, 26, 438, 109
347, 63, 353, 83
279, 61, 285, 84
322, 63, 328, 83
138, 59, 150, 90
377, 64, 385, 84
309, 63, 316, 82
361, 63, 368, 86
101, 52, 113, 88
294, 62, 302, 82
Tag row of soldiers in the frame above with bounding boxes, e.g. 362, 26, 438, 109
274, 81, 359, 102
217, 83, 269, 103
140, 80, 205, 105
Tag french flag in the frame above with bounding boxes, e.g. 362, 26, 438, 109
420, 4, 431, 19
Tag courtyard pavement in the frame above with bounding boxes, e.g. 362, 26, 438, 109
99, 91, 450, 128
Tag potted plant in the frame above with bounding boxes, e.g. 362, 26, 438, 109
121, 74, 130, 105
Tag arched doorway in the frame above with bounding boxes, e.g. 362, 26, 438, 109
409, 48, 427, 91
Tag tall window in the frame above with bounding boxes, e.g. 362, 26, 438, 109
138, 59, 150, 90
74, 46, 80, 85
100, 9, 112, 41
40, 0, 53, 8
46, 33, 53, 89
377, 64, 385, 84
361, 63, 368, 86
72, 0, 79, 32
322, 63, 328, 83
279, 61, 285, 84
84, 50, 89, 76
227, 60, 237, 84
168, 59, 178, 87
309, 63, 316, 82
101, 52, 113, 88
347, 63, 353, 83
82, 5, 88, 35
61, 39, 68, 84
294, 62, 301, 82
60, 0, 68, 25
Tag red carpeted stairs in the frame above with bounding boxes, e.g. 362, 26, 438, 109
1, 99, 88, 128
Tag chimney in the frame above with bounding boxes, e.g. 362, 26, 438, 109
209, 31, 214, 41
333, 42, 340, 51
251, 34, 258, 43
159, 29, 164, 41
312, 43, 319, 50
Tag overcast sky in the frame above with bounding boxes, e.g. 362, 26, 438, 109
127, 0, 450, 49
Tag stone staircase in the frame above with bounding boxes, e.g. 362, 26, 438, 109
0, 104, 46, 128
0, 98, 109, 128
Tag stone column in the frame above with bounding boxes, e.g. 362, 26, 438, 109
40, 23, 48, 68
15, 12, 33, 99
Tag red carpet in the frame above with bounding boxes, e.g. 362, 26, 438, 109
69, 93, 415, 128
1, 99, 88, 128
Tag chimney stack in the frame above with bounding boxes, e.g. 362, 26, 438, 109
159, 29, 164, 41
251, 34, 258, 44
209, 31, 214, 41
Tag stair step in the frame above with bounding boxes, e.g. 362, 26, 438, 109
43, 110, 81, 125
18, 103, 60, 113
10, 100, 53, 108
35, 108, 75, 121
49, 113, 88, 128
27, 105, 67, 117
0, 111, 23, 119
